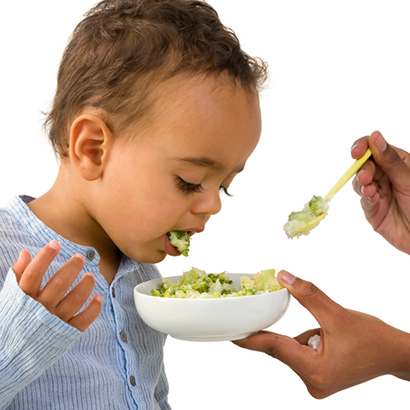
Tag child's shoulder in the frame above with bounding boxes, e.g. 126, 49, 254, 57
0, 196, 37, 279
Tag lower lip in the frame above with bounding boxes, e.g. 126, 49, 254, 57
163, 235, 181, 256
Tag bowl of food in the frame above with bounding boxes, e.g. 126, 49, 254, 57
134, 267, 290, 342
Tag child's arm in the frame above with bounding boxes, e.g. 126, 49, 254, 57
0, 241, 102, 405
233, 271, 410, 398
351, 131, 410, 255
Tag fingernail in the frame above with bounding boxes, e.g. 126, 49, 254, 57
350, 143, 358, 154
375, 133, 387, 152
279, 270, 295, 285
75, 254, 86, 264
49, 240, 60, 251
84, 271, 95, 279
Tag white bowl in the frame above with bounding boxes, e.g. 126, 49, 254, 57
134, 274, 290, 342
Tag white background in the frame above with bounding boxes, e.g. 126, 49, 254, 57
1, 1, 410, 409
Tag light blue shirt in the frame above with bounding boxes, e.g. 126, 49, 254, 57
0, 196, 170, 409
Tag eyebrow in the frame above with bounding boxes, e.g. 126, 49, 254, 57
176, 157, 245, 173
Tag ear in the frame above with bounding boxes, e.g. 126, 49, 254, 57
69, 114, 113, 181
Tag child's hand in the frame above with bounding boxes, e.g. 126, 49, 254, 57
12, 240, 102, 332
233, 271, 410, 398
351, 131, 410, 255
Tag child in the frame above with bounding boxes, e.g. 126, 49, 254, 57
0, 0, 267, 408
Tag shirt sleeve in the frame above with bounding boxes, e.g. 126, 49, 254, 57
0, 268, 82, 407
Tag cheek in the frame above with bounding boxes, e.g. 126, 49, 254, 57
118, 188, 186, 232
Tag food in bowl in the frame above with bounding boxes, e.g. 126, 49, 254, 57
134, 269, 290, 342
151, 267, 282, 298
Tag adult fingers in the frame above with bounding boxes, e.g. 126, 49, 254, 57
353, 160, 381, 202
294, 328, 321, 346
68, 295, 103, 332
233, 331, 318, 372
351, 136, 371, 159
368, 131, 410, 191
18, 241, 61, 298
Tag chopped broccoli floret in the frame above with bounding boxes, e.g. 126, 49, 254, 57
151, 267, 282, 298
308, 195, 329, 216
192, 282, 210, 293
208, 272, 232, 285
167, 230, 190, 256
284, 195, 331, 239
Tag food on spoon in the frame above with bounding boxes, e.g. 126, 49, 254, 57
151, 267, 282, 298
167, 230, 190, 256
284, 195, 331, 239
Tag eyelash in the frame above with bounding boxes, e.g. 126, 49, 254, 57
176, 177, 232, 196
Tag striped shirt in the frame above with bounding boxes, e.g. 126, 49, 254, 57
0, 196, 170, 410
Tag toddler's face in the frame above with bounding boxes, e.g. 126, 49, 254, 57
95, 75, 261, 263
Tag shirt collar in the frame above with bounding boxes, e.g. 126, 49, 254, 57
7, 196, 140, 276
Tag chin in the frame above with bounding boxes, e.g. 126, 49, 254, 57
135, 250, 167, 264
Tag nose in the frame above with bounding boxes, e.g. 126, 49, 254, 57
191, 190, 222, 216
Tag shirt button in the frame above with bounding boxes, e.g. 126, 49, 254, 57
111, 287, 116, 298
120, 331, 127, 342
130, 376, 136, 386
86, 249, 96, 261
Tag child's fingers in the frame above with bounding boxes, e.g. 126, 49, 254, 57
37, 254, 86, 309
68, 295, 103, 332
12, 250, 32, 283
53, 271, 96, 322
18, 241, 61, 298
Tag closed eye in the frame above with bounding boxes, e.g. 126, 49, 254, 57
176, 177, 204, 193
176, 177, 232, 196
219, 186, 232, 197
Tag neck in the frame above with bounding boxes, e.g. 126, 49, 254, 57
27, 167, 121, 285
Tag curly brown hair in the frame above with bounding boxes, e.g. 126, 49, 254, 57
44, 0, 268, 158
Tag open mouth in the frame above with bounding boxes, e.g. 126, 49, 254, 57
167, 230, 190, 257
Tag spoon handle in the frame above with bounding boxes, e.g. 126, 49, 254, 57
325, 148, 372, 200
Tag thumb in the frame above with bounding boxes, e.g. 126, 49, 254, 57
369, 131, 410, 190
277, 270, 344, 329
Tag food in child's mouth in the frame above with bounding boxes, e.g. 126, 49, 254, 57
151, 267, 282, 298
167, 230, 190, 256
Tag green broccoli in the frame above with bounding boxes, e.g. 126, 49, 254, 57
284, 195, 330, 239
192, 282, 210, 293
151, 267, 283, 298
167, 230, 190, 256
208, 272, 233, 285
308, 195, 329, 216
237, 285, 257, 296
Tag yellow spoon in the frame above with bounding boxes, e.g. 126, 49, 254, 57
285, 148, 372, 238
